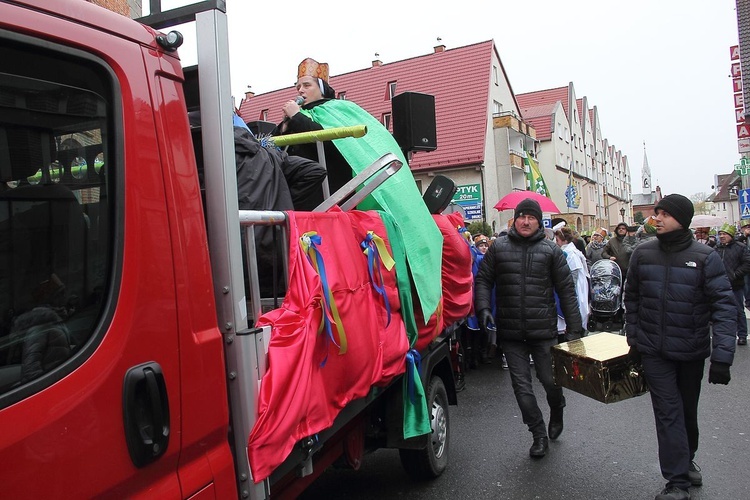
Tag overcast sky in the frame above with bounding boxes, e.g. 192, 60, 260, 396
164, 0, 739, 198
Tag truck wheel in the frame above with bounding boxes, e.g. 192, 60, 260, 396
399, 376, 449, 480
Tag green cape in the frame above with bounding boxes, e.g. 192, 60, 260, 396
302, 100, 443, 320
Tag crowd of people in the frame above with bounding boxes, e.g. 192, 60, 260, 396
261, 57, 740, 500
459, 194, 742, 500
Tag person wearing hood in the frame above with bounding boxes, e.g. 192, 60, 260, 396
625, 194, 736, 500
275, 57, 444, 327
602, 222, 637, 276
585, 227, 608, 269
475, 198, 583, 459
554, 226, 590, 333
275, 58, 351, 195
715, 223, 750, 346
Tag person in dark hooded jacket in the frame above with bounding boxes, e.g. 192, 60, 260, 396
234, 124, 326, 295
625, 194, 736, 500
475, 198, 582, 459
714, 223, 750, 346
602, 222, 637, 276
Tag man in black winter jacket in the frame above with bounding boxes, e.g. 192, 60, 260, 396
625, 194, 736, 500
475, 198, 582, 459
715, 223, 750, 345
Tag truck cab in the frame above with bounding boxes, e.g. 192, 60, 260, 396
0, 1, 464, 498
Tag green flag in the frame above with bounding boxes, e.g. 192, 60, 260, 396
525, 154, 550, 196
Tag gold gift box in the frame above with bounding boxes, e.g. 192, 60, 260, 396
551, 332, 648, 404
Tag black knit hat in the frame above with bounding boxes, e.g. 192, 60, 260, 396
654, 194, 694, 229
514, 198, 542, 222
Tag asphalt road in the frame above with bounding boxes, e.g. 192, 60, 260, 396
300, 334, 750, 499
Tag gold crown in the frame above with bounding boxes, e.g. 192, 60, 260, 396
297, 58, 329, 81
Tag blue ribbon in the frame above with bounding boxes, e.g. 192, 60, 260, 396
405, 349, 422, 405
301, 233, 347, 365
361, 233, 392, 326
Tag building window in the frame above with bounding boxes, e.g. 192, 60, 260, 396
261, 109, 268, 121
382, 113, 391, 130
388, 81, 397, 100
493, 66, 499, 86
564, 127, 569, 143
557, 123, 563, 139
493, 100, 502, 116
337, 91, 347, 100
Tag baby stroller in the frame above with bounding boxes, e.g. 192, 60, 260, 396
588, 259, 623, 333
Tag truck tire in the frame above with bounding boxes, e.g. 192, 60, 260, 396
398, 376, 449, 480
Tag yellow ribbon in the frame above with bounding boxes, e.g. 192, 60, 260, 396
362, 231, 395, 271
300, 231, 347, 354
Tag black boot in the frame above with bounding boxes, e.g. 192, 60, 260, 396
548, 408, 564, 440
529, 437, 549, 458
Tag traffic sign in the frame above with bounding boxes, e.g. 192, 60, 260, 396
740, 189, 750, 218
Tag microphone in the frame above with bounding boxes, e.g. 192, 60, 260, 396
282, 96, 305, 124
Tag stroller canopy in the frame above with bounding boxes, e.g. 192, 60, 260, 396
590, 259, 622, 315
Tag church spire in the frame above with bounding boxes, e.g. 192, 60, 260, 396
642, 141, 652, 195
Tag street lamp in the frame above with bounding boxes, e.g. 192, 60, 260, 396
620, 207, 625, 221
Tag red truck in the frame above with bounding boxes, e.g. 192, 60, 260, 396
0, 1, 470, 498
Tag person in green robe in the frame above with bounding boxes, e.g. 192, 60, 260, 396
274, 57, 443, 329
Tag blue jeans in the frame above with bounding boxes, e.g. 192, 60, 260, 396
734, 288, 747, 340
641, 354, 704, 491
500, 337, 564, 438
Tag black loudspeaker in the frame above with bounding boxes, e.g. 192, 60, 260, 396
246, 121, 276, 136
392, 92, 437, 152
423, 175, 456, 214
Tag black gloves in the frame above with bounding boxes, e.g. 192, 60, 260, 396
708, 362, 731, 385
478, 309, 495, 330
628, 345, 642, 364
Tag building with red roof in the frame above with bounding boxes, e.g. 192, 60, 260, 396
239, 40, 634, 232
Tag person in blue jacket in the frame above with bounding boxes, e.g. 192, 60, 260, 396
625, 194, 736, 500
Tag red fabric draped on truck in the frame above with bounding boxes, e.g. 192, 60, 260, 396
248, 210, 410, 482
413, 212, 474, 352
247, 209, 473, 482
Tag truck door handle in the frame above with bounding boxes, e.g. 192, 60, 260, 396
122, 362, 170, 467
